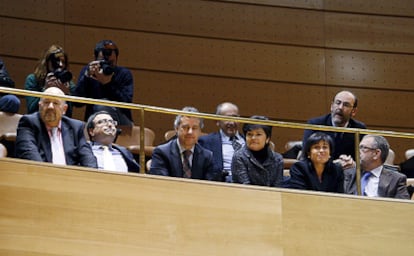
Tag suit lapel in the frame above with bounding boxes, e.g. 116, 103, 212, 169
378, 167, 392, 197
170, 140, 183, 177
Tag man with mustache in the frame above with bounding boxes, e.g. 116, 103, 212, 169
198, 102, 245, 182
15, 87, 97, 168
86, 111, 140, 173
302, 91, 366, 163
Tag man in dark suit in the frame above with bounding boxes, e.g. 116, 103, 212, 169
15, 87, 97, 168
343, 135, 409, 199
149, 106, 217, 181
86, 111, 140, 173
303, 90, 366, 162
198, 102, 245, 182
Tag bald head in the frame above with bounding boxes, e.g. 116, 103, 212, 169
39, 87, 68, 127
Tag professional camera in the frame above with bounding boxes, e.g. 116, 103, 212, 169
53, 68, 73, 84
99, 60, 115, 75
47, 49, 73, 84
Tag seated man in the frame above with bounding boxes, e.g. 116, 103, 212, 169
342, 135, 409, 199
15, 87, 97, 168
198, 102, 245, 182
86, 111, 140, 173
148, 106, 218, 181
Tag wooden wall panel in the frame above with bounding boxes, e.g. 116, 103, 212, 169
325, 13, 414, 53
325, 0, 414, 16
65, 26, 326, 84
65, 0, 325, 47
0, 0, 64, 22
1, 158, 414, 255
325, 50, 414, 90
0, 0, 413, 162
0, 17, 66, 59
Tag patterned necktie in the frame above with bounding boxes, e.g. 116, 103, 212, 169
50, 127, 66, 165
102, 145, 116, 171
361, 171, 372, 196
231, 136, 242, 151
182, 150, 192, 178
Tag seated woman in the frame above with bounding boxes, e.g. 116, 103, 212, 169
232, 115, 284, 187
286, 132, 344, 193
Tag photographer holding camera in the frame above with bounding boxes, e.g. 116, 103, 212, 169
74, 40, 134, 126
24, 44, 76, 117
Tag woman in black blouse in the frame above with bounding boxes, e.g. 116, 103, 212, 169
286, 132, 344, 193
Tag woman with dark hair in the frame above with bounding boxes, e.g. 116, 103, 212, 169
24, 44, 76, 116
231, 115, 284, 187
286, 132, 344, 193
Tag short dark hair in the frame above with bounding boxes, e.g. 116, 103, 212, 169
303, 132, 335, 160
86, 110, 113, 138
242, 115, 272, 138
94, 40, 119, 59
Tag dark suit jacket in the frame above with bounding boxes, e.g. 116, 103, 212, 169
16, 113, 97, 168
149, 139, 217, 181
400, 157, 414, 178
112, 144, 140, 173
343, 165, 410, 199
303, 113, 366, 159
287, 159, 344, 193
198, 132, 224, 173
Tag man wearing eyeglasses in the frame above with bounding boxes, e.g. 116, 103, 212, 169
16, 87, 97, 168
302, 90, 366, 163
149, 106, 218, 181
74, 40, 134, 126
343, 135, 409, 199
86, 111, 140, 173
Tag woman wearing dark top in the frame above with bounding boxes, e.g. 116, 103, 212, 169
232, 116, 284, 187
287, 132, 344, 193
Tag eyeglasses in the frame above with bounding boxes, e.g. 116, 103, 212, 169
95, 119, 117, 126
359, 145, 377, 152
333, 100, 354, 109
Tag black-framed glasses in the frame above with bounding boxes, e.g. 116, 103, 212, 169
359, 145, 377, 152
95, 119, 117, 126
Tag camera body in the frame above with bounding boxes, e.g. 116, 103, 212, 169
99, 60, 115, 75
47, 49, 72, 84
53, 68, 73, 84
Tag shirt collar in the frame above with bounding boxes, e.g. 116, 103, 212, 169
176, 139, 194, 154
219, 129, 240, 142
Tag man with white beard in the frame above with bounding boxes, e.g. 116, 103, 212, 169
86, 111, 140, 173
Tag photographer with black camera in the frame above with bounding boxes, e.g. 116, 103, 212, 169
74, 40, 134, 126
24, 45, 76, 117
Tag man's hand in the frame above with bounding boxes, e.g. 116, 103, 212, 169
334, 154, 356, 170
86, 60, 113, 84
44, 72, 70, 95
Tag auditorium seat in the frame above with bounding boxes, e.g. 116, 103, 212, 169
405, 149, 414, 160
0, 143, 7, 158
115, 125, 156, 157
0, 111, 22, 157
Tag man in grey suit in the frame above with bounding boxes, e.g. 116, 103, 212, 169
16, 87, 97, 168
149, 106, 218, 181
343, 135, 409, 199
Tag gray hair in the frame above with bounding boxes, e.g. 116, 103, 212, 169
365, 134, 390, 163
174, 106, 204, 129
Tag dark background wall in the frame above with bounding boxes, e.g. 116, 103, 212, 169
1, 0, 413, 163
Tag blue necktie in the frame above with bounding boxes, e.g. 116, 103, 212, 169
361, 172, 372, 196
